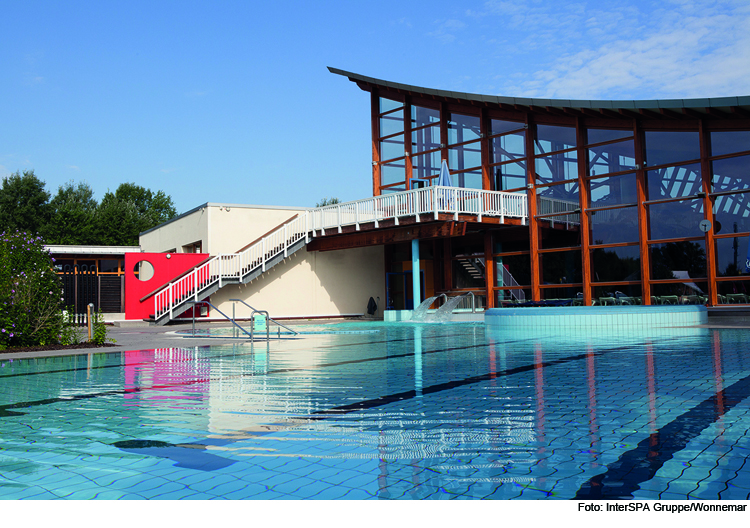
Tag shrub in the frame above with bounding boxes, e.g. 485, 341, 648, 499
0, 230, 64, 348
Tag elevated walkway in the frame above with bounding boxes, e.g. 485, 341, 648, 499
150, 186, 531, 325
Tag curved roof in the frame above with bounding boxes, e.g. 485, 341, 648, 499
329, 67, 750, 119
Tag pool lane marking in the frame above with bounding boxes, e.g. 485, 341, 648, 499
573, 370, 750, 500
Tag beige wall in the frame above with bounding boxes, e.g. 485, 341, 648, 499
211, 246, 385, 319
139, 203, 386, 320
140, 204, 306, 255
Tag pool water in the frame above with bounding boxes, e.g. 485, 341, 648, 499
1, 321, 750, 500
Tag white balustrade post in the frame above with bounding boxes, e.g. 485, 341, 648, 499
478, 191, 483, 222
169, 286, 173, 320
262, 239, 266, 272
337, 205, 342, 233
284, 224, 288, 257
194, 269, 198, 300
219, 256, 223, 288
433, 187, 438, 220
355, 202, 360, 231
453, 188, 458, 221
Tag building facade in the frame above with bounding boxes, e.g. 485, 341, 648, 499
330, 67, 750, 307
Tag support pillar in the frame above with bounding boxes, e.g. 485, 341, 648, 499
412, 239, 421, 309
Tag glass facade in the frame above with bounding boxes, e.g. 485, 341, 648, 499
368, 88, 750, 306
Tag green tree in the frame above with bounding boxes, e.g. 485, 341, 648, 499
0, 170, 51, 235
316, 197, 341, 207
44, 181, 98, 244
93, 193, 142, 245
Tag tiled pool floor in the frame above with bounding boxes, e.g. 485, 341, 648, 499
1, 322, 749, 499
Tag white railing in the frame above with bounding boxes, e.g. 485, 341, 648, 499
153, 186, 530, 321
498, 265, 526, 301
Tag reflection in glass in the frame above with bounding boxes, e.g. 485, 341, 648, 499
589, 206, 639, 245
589, 173, 637, 206
591, 245, 640, 282
453, 170, 482, 189
717, 280, 750, 304
495, 161, 526, 190
540, 227, 580, 249
587, 129, 633, 145
491, 119, 525, 136
644, 131, 700, 167
449, 142, 482, 171
448, 114, 481, 145
380, 110, 404, 137
411, 105, 440, 128
714, 194, 750, 233
412, 151, 441, 181
647, 199, 704, 240
535, 151, 578, 184
496, 289, 531, 305
491, 132, 525, 164
380, 135, 405, 161
715, 236, 750, 277
541, 250, 582, 284
537, 181, 579, 203
712, 154, 750, 193
710, 131, 750, 157
587, 140, 636, 176
382, 185, 406, 194
412, 124, 441, 153
647, 163, 702, 200
379, 97, 402, 113
651, 281, 707, 301
592, 284, 642, 303
535, 125, 576, 154
650, 241, 707, 280
381, 162, 406, 186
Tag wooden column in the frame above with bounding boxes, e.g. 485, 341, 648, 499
525, 115, 541, 301
634, 120, 651, 304
404, 95, 413, 190
371, 89, 381, 196
576, 117, 592, 305
480, 108, 491, 190
484, 231, 495, 308
699, 119, 717, 306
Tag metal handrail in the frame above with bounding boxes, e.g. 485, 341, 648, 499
250, 309, 270, 341
186, 300, 253, 339
230, 299, 299, 336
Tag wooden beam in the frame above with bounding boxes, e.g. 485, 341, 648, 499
307, 222, 467, 252
731, 106, 750, 118
682, 108, 704, 119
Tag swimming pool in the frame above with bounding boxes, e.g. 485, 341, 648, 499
1, 321, 749, 499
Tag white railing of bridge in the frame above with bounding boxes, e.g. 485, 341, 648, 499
153, 186, 529, 321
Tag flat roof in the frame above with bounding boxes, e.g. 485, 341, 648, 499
45, 245, 142, 255
329, 67, 750, 118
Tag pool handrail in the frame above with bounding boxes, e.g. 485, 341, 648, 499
229, 299, 299, 336
186, 300, 254, 339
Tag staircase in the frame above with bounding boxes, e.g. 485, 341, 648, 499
150, 185, 535, 325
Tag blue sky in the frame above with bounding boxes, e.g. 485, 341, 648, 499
2, 0, 749, 213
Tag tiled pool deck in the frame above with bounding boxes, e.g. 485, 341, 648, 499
1, 317, 749, 499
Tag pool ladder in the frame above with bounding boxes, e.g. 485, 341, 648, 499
186, 299, 298, 340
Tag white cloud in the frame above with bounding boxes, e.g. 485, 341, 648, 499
429, 18, 468, 43
67, 165, 80, 171
495, 1, 750, 98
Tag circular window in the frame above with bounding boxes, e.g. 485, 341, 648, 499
133, 260, 155, 282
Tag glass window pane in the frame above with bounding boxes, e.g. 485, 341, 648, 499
491, 119, 525, 136
412, 151, 441, 181
712, 154, 750, 193
448, 113, 481, 145
537, 182, 579, 204
710, 131, 750, 157
589, 173, 637, 207
380, 110, 404, 137
647, 163, 702, 201
587, 129, 633, 145
381, 162, 406, 186
589, 206, 639, 245
494, 161, 526, 191
587, 140, 636, 176
717, 280, 750, 304
99, 259, 120, 273
453, 170, 482, 189
541, 249, 582, 284
714, 194, 750, 234
379, 97, 402, 113
650, 240, 707, 279
382, 185, 406, 194
412, 124, 441, 153
535, 124, 576, 154
491, 131, 525, 164
591, 245, 641, 282
411, 105, 440, 127
449, 142, 482, 171
592, 284, 642, 303
644, 131, 700, 167
540, 226, 580, 249
496, 255, 531, 287
496, 289, 531, 305
715, 236, 750, 277
535, 151, 578, 184
651, 281, 708, 302
647, 198, 704, 240
380, 135, 405, 161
